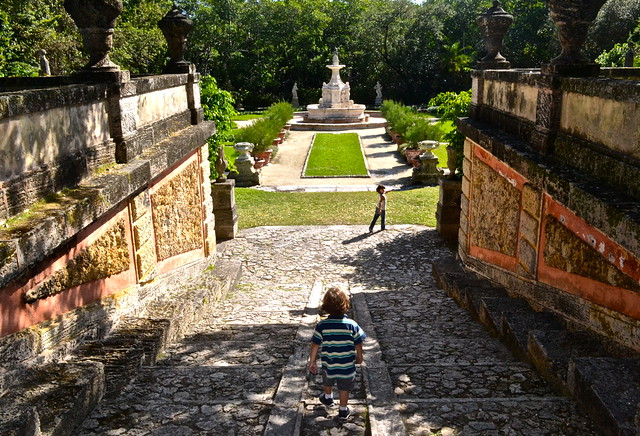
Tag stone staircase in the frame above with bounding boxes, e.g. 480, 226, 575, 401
0, 257, 242, 436
432, 258, 640, 436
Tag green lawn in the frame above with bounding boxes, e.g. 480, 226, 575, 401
234, 187, 439, 229
304, 133, 368, 177
232, 113, 264, 121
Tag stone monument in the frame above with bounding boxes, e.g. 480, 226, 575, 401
305, 49, 366, 123
230, 142, 261, 187
374, 81, 382, 106
625, 42, 635, 67
37, 49, 51, 76
292, 82, 299, 108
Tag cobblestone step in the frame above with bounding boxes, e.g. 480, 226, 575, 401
568, 357, 640, 436
479, 297, 565, 362
432, 258, 639, 436
0, 361, 104, 436
398, 397, 600, 435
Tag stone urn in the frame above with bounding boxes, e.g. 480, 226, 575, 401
158, 4, 193, 73
234, 142, 254, 162
476, 1, 513, 69
545, 0, 607, 74
64, 0, 123, 71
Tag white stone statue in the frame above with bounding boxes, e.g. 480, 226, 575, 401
38, 49, 51, 76
292, 82, 299, 107
374, 81, 382, 106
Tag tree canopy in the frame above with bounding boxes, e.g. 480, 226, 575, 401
1, 0, 638, 105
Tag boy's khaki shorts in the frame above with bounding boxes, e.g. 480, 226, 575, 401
322, 369, 355, 391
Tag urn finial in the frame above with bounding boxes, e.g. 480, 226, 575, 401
64, 0, 123, 72
158, 3, 194, 73
476, 0, 513, 69
543, 0, 607, 76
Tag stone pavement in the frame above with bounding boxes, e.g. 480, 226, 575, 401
258, 118, 416, 192
77, 225, 599, 435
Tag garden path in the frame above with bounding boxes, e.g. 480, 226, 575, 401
258, 117, 414, 191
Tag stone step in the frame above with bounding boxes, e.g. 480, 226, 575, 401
528, 329, 609, 394
0, 258, 243, 436
479, 297, 565, 361
568, 357, 640, 436
0, 362, 104, 436
432, 260, 509, 319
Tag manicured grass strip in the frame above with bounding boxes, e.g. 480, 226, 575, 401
304, 133, 368, 177
235, 187, 439, 229
433, 144, 448, 168
232, 113, 264, 121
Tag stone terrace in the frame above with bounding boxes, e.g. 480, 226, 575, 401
76, 225, 600, 435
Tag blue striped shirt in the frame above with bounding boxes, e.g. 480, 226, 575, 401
312, 315, 366, 379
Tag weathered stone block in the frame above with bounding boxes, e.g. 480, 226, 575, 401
130, 190, 151, 221
151, 160, 203, 261
518, 238, 537, 275
460, 193, 469, 216
0, 240, 18, 288
135, 240, 156, 281
463, 138, 473, 160
522, 184, 542, 218
133, 212, 153, 249
543, 216, 639, 291
461, 175, 470, 197
23, 219, 131, 303
469, 159, 520, 256
519, 211, 539, 245
462, 156, 472, 176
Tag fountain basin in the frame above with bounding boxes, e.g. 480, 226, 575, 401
305, 104, 367, 123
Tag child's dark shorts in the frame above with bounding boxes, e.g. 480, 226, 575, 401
322, 370, 355, 391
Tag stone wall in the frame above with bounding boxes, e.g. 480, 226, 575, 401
459, 68, 640, 353
0, 72, 216, 362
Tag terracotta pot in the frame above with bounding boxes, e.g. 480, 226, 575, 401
404, 148, 422, 168
255, 150, 273, 165
253, 158, 265, 169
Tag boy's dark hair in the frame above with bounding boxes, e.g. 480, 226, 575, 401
321, 287, 350, 316
376, 185, 386, 193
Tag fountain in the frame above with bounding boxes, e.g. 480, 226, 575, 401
305, 49, 366, 123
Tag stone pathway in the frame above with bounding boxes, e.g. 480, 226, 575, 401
77, 225, 599, 435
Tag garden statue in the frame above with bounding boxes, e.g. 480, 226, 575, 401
215, 145, 228, 182
374, 82, 382, 106
37, 50, 51, 76
64, 0, 123, 72
625, 43, 635, 67
158, 3, 194, 73
545, 0, 607, 75
476, 1, 513, 69
292, 82, 299, 107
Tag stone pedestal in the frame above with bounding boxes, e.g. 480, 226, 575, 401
436, 177, 462, 243
212, 179, 238, 241
412, 141, 442, 184
230, 158, 261, 187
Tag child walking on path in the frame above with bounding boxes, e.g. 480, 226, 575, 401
369, 185, 387, 232
308, 287, 366, 420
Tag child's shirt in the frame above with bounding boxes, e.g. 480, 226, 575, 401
311, 315, 366, 379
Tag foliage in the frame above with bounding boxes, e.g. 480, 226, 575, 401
428, 90, 471, 177
381, 100, 415, 136
200, 75, 237, 179
234, 101, 293, 153
305, 133, 368, 177
234, 187, 439, 229
404, 117, 446, 147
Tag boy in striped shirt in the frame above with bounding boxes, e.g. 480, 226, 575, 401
308, 287, 366, 420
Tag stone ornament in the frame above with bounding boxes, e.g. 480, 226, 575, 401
476, 0, 513, 69
625, 43, 635, 67
158, 3, 194, 73
374, 81, 382, 106
37, 49, 51, 76
215, 145, 228, 182
545, 0, 607, 75
64, 0, 123, 71
292, 82, 299, 107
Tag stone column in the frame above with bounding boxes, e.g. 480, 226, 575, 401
212, 180, 238, 241
531, 74, 563, 155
